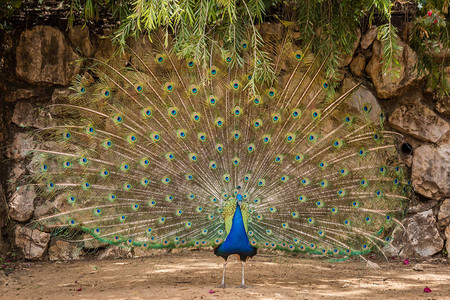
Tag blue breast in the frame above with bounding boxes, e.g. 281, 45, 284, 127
214, 200, 256, 259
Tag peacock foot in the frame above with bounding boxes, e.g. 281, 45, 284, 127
217, 283, 228, 289
238, 284, 251, 289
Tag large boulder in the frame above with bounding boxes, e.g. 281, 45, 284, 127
365, 37, 421, 99
5, 88, 38, 103
33, 193, 65, 221
412, 144, 450, 198
6, 132, 36, 160
94, 29, 130, 68
389, 210, 444, 257
388, 99, 450, 143
438, 199, 450, 228
15, 226, 50, 260
68, 25, 96, 57
48, 240, 82, 260
12, 101, 56, 129
9, 185, 36, 222
16, 26, 80, 85
360, 26, 378, 49
436, 96, 450, 116
341, 78, 382, 125
407, 197, 439, 214
7, 163, 25, 194
349, 54, 366, 77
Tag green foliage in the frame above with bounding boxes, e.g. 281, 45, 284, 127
67, 0, 132, 28
3, 1, 448, 94
294, 0, 392, 87
0, 0, 22, 28
376, 1, 403, 78
111, 0, 275, 88
410, 1, 449, 97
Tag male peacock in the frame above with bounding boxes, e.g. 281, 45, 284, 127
27, 35, 410, 288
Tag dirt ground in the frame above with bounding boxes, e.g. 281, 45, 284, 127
1, 249, 449, 300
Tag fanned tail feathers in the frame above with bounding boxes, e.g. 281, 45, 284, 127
27, 34, 410, 259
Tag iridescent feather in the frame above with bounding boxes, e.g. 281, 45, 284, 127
26, 33, 410, 287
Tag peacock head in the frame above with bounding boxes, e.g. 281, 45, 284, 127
236, 186, 243, 205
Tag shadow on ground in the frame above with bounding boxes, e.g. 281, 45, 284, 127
1, 249, 449, 299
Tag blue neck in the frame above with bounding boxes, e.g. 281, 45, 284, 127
215, 203, 255, 258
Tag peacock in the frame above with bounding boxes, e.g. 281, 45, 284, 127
26, 34, 410, 288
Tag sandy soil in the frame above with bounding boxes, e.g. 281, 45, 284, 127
1, 250, 449, 299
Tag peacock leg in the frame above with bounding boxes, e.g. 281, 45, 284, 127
238, 261, 248, 289
217, 260, 228, 288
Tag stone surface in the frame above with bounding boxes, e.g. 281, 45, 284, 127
94, 32, 116, 62
436, 96, 450, 116
48, 240, 82, 260
5, 88, 38, 102
15, 226, 50, 260
445, 225, 450, 257
360, 26, 378, 49
365, 38, 421, 99
0, 185, 9, 255
98, 246, 133, 259
408, 197, 439, 214
6, 132, 36, 160
341, 29, 361, 67
50, 87, 72, 114
9, 185, 36, 222
388, 99, 450, 143
341, 78, 382, 125
393, 210, 444, 257
68, 25, 95, 57
7, 163, 25, 194
12, 101, 56, 129
33, 193, 65, 222
438, 130, 450, 146
16, 25, 80, 85
52, 87, 71, 102
94, 29, 130, 69
349, 54, 365, 77
412, 144, 450, 198
438, 199, 450, 228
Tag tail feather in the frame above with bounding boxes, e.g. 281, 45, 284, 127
26, 33, 409, 258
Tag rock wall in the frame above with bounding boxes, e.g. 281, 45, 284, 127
0, 24, 449, 261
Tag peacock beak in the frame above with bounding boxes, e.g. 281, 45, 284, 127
236, 193, 243, 206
